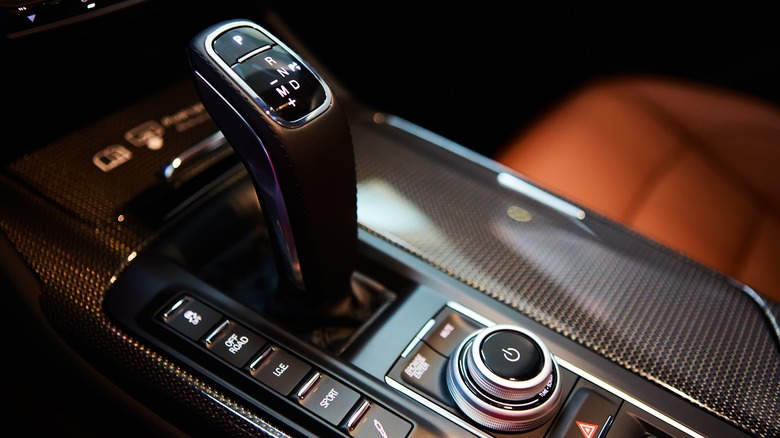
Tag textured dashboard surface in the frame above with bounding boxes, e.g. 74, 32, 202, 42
352, 114, 780, 438
0, 82, 289, 438
0, 82, 778, 437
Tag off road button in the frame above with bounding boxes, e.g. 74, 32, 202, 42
481, 330, 542, 380
204, 320, 266, 368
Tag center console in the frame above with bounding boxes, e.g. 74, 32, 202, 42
2, 14, 778, 438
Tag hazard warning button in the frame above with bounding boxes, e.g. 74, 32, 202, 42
546, 378, 622, 438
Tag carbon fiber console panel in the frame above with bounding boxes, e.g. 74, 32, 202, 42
0, 81, 777, 436
0, 82, 289, 437
350, 113, 779, 437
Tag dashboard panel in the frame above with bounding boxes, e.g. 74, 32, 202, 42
2, 2, 779, 438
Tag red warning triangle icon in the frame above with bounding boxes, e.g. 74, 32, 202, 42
575, 421, 599, 438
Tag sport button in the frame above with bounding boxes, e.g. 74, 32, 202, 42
481, 330, 542, 380
297, 373, 361, 426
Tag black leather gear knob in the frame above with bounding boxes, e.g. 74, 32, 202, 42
186, 19, 356, 310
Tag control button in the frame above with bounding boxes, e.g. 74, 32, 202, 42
347, 401, 412, 438
481, 329, 542, 380
160, 296, 222, 341
399, 342, 450, 405
297, 372, 361, 426
546, 379, 622, 438
249, 345, 312, 396
213, 26, 275, 66
446, 324, 562, 432
233, 45, 327, 123
423, 308, 483, 357
204, 320, 266, 368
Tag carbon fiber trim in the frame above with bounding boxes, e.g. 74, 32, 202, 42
0, 81, 290, 438
352, 114, 780, 437
1, 81, 778, 437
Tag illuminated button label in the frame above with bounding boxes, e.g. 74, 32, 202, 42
397, 343, 449, 405
545, 379, 621, 438
481, 330, 542, 380
160, 296, 222, 341
298, 374, 361, 425
502, 347, 520, 362
206, 321, 265, 368
250, 347, 312, 396
423, 309, 482, 357
403, 354, 430, 380
213, 27, 275, 65
576, 421, 598, 438
233, 45, 326, 123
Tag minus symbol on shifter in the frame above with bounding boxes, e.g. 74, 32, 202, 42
270, 80, 279, 85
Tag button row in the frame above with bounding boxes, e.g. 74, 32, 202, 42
210, 24, 327, 123
392, 305, 486, 404
388, 303, 635, 438
159, 294, 411, 437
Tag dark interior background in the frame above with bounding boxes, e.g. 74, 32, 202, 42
3, 2, 779, 163
265, 3, 780, 158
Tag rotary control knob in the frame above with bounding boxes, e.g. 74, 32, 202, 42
446, 324, 562, 432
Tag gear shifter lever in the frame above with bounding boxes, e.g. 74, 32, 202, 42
186, 20, 356, 310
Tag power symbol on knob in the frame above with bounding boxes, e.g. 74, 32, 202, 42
502, 347, 520, 362
446, 325, 562, 432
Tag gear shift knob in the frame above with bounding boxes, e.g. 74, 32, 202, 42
186, 19, 357, 309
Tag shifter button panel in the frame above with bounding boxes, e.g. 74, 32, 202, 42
153, 293, 412, 436
232, 45, 327, 122
213, 27, 274, 66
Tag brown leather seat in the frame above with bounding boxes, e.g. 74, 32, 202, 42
495, 76, 780, 303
